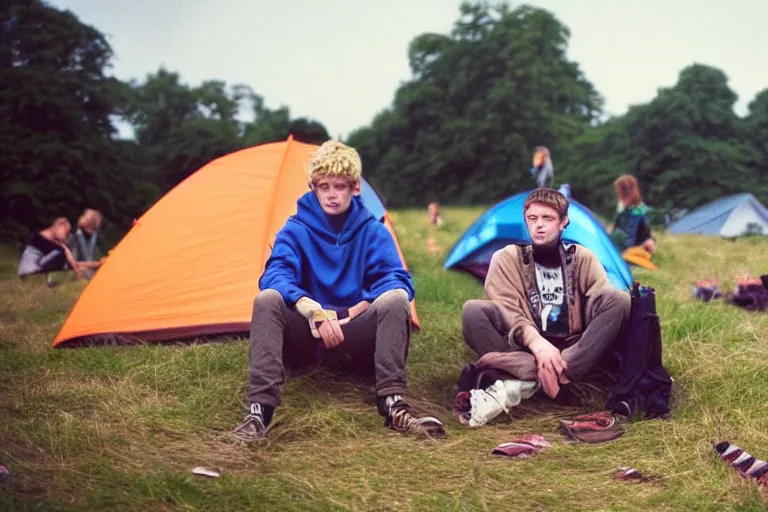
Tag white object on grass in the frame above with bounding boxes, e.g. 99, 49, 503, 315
192, 466, 220, 478
467, 379, 539, 427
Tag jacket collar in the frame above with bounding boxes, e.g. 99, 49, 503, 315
518, 241, 578, 324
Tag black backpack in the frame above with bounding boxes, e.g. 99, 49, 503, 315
605, 283, 673, 418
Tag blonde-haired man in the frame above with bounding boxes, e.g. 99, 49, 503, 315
70, 208, 105, 279
234, 141, 445, 441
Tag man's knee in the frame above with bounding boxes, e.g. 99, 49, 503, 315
609, 288, 631, 316
595, 287, 631, 318
462, 299, 486, 326
253, 289, 285, 313
373, 289, 410, 315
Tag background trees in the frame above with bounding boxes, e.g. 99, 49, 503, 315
0, 0, 329, 243
348, 3, 601, 206
2, 0, 766, 244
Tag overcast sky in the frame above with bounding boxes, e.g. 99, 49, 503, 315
50, 0, 768, 138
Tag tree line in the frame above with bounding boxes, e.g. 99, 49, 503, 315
2, 0, 766, 245
347, 2, 768, 215
1, 0, 329, 244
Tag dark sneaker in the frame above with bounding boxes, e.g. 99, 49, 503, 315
378, 395, 446, 438
232, 403, 270, 442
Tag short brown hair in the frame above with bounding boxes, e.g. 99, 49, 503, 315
523, 188, 569, 219
614, 174, 642, 207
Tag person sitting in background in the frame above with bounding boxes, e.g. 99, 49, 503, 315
70, 208, 104, 279
18, 218, 84, 283
608, 175, 656, 269
428, 202, 443, 226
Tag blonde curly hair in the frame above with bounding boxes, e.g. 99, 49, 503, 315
307, 140, 362, 183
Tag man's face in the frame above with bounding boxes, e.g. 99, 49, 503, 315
525, 202, 568, 249
312, 176, 360, 216
85, 217, 102, 234
52, 222, 71, 244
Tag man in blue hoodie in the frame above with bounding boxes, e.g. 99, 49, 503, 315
233, 141, 445, 441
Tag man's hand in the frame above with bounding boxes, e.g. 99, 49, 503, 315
308, 308, 345, 348
296, 297, 324, 337
317, 317, 344, 349
528, 336, 568, 398
338, 300, 371, 325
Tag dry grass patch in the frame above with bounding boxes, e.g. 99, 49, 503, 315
2, 208, 768, 510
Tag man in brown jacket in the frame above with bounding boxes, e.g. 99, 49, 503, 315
460, 188, 630, 426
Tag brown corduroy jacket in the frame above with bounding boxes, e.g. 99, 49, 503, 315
483, 243, 612, 348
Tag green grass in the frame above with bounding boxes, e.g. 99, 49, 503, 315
1, 206, 767, 511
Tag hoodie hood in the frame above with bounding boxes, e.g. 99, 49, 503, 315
258, 190, 414, 308
293, 192, 375, 245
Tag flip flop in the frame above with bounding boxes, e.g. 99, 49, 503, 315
559, 411, 620, 432
492, 435, 551, 458
559, 412, 625, 443
561, 426, 625, 444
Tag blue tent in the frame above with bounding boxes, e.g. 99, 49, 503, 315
667, 193, 768, 237
444, 191, 633, 291
359, 178, 386, 221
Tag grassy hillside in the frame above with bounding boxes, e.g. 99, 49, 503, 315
1, 207, 767, 511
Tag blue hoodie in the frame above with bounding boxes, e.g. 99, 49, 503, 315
259, 192, 415, 308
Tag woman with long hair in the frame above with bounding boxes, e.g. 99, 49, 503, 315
608, 175, 656, 255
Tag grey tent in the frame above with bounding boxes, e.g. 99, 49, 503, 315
667, 193, 768, 237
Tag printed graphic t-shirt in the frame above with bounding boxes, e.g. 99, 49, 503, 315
532, 247, 569, 336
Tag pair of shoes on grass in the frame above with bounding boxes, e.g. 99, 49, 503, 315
232, 395, 445, 442
489, 411, 624, 460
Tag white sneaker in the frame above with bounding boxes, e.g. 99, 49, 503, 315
465, 379, 539, 427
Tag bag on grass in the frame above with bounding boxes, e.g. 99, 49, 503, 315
605, 283, 673, 419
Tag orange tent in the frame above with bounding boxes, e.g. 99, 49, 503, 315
53, 138, 420, 347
